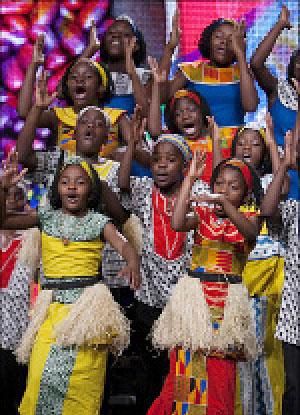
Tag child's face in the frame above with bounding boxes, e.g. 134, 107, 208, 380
151, 142, 184, 192
104, 20, 135, 60
58, 165, 91, 215
75, 109, 109, 157
235, 129, 264, 170
6, 186, 26, 213
67, 62, 101, 108
210, 24, 235, 66
174, 98, 203, 140
213, 166, 246, 214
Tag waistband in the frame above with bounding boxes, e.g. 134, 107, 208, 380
188, 270, 242, 284
42, 276, 101, 290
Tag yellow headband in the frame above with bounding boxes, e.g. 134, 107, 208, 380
80, 161, 94, 180
237, 127, 266, 143
90, 60, 108, 89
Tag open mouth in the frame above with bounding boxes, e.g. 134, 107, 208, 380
66, 194, 79, 204
111, 39, 121, 46
243, 155, 252, 163
216, 46, 226, 55
75, 85, 86, 99
183, 123, 196, 136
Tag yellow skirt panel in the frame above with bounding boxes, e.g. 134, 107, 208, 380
19, 302, 108, 415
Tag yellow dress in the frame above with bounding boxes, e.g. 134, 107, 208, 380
54, 106, 126, 158
235, 202, 284, 415
18, 207, 129, 415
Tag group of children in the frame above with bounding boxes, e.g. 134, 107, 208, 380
0, 5, 299, 415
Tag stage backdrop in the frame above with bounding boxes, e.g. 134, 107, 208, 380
0, 0, 299, 162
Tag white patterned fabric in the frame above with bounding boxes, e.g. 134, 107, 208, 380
277, 78, 298, 111
110, 68, 151, 96
120, 177, 210, 307
275, 199, 299, 345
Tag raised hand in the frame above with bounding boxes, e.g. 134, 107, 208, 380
188, 150, 206, 181
35, 69, 57, 109
283, 130, 297, 170
207, 116, 219, 140
128, 105, 147, 146
231, 20, 246, 58
148, 56, 167, 83
278, 5, 292, 30
265, 112, 275, 146
124, 36, 137, 76
32, 33, 45, 66
87, 20, 101, 55
1, 151, 28, 191
169, 8, 181, 50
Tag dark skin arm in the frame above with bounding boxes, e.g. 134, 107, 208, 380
100, 181, 130, 227
172, 151, 207, 232
17, 35, 58, 130
147, 56, 167, 137
17, 71, 57, 170
231, 20, 259, 112
260, 130, 297, 218
250, 5, 291, 105
118, 108, 146, 191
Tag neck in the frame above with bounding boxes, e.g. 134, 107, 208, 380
209, 59, 231, 68
73, 99, 99, 113
107, 60, 127, 73
76, 151, 99, 164
156, 181, 181, 198
61, 207, 87, 218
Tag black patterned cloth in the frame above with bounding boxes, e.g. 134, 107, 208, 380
275, 200, 299, 345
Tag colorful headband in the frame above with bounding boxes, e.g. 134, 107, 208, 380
237, 126, 266, 144
170, 90, 202, 110
116, 14, 137, 32
79, 58, 108, 89
77, 106, 111, 129
223, 158, 253, 192
60, 156, 94, 181
154, 134, 193, 165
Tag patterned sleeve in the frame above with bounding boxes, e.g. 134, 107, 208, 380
28, 148, 62, 187
37, 205, 53, 230
191, 178, 210, 197
94, 212, 112, 235
121, 176, 153, 218
136, 68, 152, 85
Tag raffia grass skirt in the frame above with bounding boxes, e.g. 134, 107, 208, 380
152, 275, 258, 359
17, 282, 130, 415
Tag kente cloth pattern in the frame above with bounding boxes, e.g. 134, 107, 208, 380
191, 205, 255, 276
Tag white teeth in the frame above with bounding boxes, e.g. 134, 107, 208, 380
112, 40, 120, 45
76, 93, 86, 99
185, 127, 195, 135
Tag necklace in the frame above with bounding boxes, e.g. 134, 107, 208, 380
153, 188, 183, 260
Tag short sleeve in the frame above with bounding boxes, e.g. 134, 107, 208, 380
121, 176, 153, 218
28, 148, 62, 187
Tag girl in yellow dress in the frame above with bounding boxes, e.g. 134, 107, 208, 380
0, 152, 140, 415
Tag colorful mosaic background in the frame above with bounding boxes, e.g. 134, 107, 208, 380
0, 0, 111, 162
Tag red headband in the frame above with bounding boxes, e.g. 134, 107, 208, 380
224, 158, 253, 192
170, 90, 202, 110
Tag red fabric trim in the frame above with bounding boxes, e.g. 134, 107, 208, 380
0, 239, 21, 289
152, 189, 186, 260
195, 206, 248, 244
